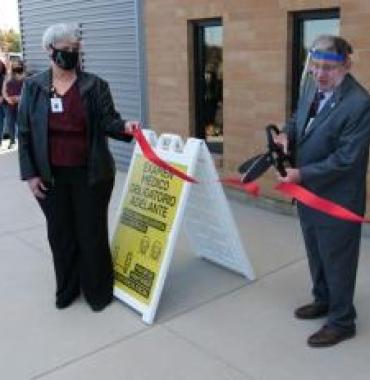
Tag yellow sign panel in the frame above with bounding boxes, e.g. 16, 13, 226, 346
112, 154, 187, 304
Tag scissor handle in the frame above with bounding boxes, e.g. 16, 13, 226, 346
265, 124, 282, 152
265, 124, 287, 177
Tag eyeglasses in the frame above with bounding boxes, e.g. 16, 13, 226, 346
310, 62, 343, 73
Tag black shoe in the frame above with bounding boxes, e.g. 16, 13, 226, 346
295, 302, 328, 319
308, 325, 355, 348
56, 291, 80, 309
90, 296, 113, 312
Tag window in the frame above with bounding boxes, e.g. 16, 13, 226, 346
291, 9, 340, 111
192, 19, 223, 154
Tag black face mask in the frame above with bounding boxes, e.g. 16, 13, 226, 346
51, 47, 79, 70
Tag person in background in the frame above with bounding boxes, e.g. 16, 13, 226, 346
18, 23, 141, 312
275, 35, 370, 347
2, 60, 24, 149
0, 60, 8, 148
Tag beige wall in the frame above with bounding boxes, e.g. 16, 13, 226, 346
144, 0, 370, 202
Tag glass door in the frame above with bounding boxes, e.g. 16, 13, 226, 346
291, 9, 339, 111
194, 19, 223, 154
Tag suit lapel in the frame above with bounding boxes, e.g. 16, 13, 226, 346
300, 94, 337, 141
297, 74, 351, 145
296, 85, 315, 141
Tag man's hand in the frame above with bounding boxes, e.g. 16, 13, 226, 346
124, 120, 142, 134
27, 177, 48, 199
276, 168, 301, 184
273, 132, 288, 154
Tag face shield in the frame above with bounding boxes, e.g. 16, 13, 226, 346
300, 49, 346, 93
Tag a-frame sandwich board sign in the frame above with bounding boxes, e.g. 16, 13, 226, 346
111, 130, 255, 324
182, 140, 255, 278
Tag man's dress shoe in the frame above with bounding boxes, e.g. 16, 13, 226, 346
295, 303, 328, 319
308, 325, 355, 348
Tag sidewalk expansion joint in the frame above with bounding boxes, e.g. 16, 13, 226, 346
29, 326, 153, 380
163, 324, 256, 380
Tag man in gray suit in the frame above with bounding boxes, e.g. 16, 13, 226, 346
276, 35, 370, 347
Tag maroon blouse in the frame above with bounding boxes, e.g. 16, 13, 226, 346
48, 82, 88, 167
6, 77, 23, 110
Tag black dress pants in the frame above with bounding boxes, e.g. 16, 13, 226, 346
38, 168, 114, 307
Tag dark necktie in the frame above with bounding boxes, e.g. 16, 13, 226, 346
304, 91, 324, 135
308, 91, 325, 119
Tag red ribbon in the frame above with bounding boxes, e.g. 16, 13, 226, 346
131, 128, 369, 223
132, 129, 198, 183
275, 182, 370, 223
220, 177, 260, 197
132, 128, 259, 196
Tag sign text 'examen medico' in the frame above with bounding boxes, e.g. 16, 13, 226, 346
128, 161, 177, 219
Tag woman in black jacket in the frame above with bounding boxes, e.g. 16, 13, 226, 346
18, 23, 140, 311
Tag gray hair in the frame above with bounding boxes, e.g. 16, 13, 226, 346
311, 35, 353, 58
42, 23, 81, 50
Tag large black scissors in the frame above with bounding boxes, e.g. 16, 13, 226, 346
238, 125, 292, 183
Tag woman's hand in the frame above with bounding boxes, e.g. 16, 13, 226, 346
124, 120, 142, 134
6, 96, 17, 105
27, 177, 48, 199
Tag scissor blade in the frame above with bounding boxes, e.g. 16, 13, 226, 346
238, 153, 273, 183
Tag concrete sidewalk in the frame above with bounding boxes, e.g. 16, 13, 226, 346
1, 150, 370, 380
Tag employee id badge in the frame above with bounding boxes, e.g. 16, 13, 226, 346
50, 97, 64, 113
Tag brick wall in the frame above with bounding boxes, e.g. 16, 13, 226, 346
144, 0, 370, 204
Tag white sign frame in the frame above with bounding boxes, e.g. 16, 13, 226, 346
112, 130, 255, 324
